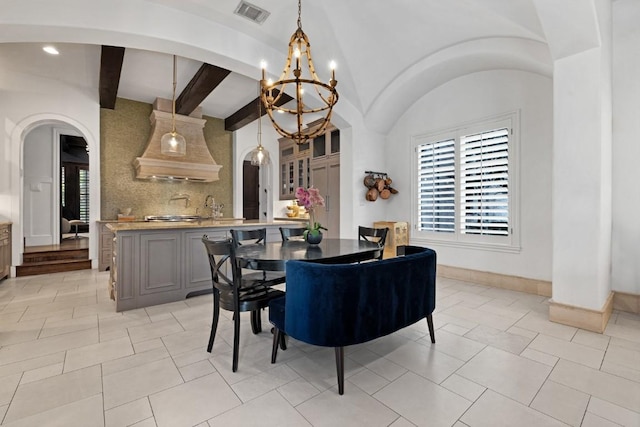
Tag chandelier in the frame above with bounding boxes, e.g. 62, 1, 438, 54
250, 83, 270, 166
260, 0, 338, 145
160, 55, 186, 156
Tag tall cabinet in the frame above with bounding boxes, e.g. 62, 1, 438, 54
279, 125, 340, 238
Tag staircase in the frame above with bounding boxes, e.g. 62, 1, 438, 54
16, 247, 91, 277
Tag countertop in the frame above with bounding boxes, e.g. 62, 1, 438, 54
274, 217, 310, 222
106, 219, 300, 232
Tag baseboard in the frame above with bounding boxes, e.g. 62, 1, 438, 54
437, 264, 552, 297
437, 264, 638, 331
613, 291, 640, 315
549, 292, 614, 333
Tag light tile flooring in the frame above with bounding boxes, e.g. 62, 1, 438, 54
0, 270, 639, 427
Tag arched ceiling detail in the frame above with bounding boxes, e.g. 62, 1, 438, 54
0, 0, 606, 135
364, 37, 553, 134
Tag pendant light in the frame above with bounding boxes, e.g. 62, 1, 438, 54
250, 82, 271, 166
161, 55, 186, 156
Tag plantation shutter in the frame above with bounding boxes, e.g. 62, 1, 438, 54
459, 127, 509, 236
61, 166, 66, 208
79, 168, 90, 223
417, 139, 455, 233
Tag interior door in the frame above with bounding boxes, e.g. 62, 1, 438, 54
243, 161, 260, 220
310, 162, 328, 232
326, 160, 340, 236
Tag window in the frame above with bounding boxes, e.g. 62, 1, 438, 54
417, 139, 455, 233
61, 164, 90, 223
79, 168, 90, 223
413, 113, 518, 250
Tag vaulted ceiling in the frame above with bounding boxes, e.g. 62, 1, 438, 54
0, 0, 569, 134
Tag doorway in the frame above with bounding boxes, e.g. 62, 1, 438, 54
18, 125, 91, 276
60, 134, 90, 239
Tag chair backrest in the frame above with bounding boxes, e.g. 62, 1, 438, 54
282, 246, 436, 347
201, 236, 235, 290
279, 227, 306, 241
358, 226, 389, 247
230, 228, 267, 247
358, 226, 389, 259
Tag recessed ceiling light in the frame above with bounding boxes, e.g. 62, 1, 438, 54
42, 46, 59, 55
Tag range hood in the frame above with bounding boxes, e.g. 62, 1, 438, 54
133, 98, 222, 182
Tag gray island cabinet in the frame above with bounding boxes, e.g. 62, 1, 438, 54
106, 220, 296, 312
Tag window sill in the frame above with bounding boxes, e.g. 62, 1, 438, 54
411, 236, 521, 254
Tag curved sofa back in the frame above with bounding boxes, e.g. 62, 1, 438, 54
283, 246, 437, 347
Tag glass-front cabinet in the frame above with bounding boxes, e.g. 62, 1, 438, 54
279, 139, 310, 199
278, 126, 340, 202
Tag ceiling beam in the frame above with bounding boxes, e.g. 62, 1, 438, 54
176, 63, 231, 116
99, 45, 125, 109
224, 90, 293, 132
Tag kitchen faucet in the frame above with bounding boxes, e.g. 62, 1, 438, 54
169, 193, 190, 207
204, 195, 220, 218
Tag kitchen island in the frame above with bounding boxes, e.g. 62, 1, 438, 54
106, 219, 300, 312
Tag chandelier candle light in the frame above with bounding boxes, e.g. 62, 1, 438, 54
260, 0, 338, 145
160, 55, 186, 156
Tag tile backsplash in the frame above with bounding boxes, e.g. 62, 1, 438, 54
100, 98, 233, 220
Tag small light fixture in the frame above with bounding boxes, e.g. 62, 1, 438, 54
161, 55, 186, 157
250, 82, 271, 166
43, 46, 59, 55
260, 0, 338, 145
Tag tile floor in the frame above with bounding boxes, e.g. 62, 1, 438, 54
0, 270, 639, 427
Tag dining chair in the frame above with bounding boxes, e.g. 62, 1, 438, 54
230, 228, 287, 283
201, 236, 285, 372
279, 226, 306, 241
358, 225, 389, 260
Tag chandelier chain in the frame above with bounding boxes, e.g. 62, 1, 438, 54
297, 0, 302, 29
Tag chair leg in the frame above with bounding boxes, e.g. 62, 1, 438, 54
232, 309, 241, 372
426, 314, 436, 343
207, 290, 220, 353
335, 347, 345, 395
250, 309, 262, 334
271, 328, 281, 363
279, 332, 287, 350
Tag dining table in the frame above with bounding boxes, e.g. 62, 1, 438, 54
232, 237, 383, 337
233, 238, 384, 272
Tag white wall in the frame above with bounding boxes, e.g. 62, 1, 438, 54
0, 68, 100, 267
23, 125, 56, 246
612, 0, 640, 295
386, 70, 553, 281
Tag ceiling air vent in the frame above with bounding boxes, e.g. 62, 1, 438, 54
234, 1, 270, 24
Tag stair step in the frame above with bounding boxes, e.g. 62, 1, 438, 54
16, 259, 92, 277
23, 249, 88, 263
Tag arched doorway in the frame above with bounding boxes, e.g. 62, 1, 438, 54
9, 114, 100, 275
236, 147, 273, 223
19, 123, 92, 275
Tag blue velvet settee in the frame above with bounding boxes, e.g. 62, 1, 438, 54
269, 245, 437, 395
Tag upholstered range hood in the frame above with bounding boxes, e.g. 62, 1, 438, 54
133, 98, 222, 182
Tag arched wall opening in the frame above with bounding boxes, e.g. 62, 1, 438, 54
10, 114, 100, 272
